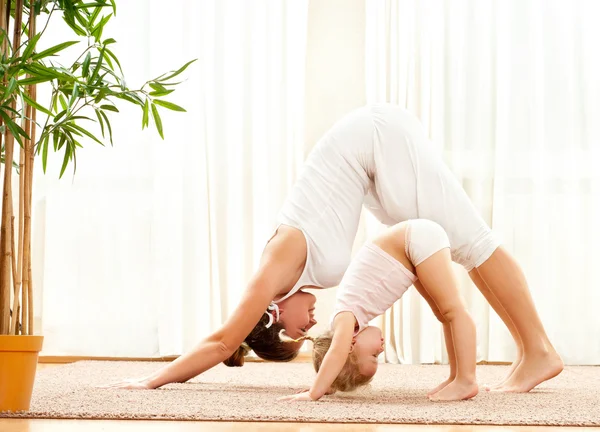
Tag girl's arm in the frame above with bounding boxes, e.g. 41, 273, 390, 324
280, 312, 356, 401
99, 227, 306, 389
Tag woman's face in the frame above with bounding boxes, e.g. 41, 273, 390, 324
277, 291, 318, 339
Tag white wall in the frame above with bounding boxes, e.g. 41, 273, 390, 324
303, 0, 367, 336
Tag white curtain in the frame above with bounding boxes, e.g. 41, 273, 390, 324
366, 0, 600, 365
35, 0, 308, 356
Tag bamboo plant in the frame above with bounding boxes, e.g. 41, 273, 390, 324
0, 0, 194, 336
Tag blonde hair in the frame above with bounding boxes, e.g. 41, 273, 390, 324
279, 329, 373, 393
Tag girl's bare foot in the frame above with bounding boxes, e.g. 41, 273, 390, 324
427, 377, 454, 396
428, 378, 479, 401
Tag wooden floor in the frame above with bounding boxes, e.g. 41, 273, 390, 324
2, 364, 599, 431
1, 420, 599, 432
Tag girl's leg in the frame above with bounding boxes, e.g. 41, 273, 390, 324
413, 280, 457, 396
414, 249, 478, 401
475, 247, 563, 392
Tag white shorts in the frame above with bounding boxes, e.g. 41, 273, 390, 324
364, 104, 500, 272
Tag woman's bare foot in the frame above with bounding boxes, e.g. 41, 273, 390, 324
484, 353, 523, 391
428, 378, 479, 401
491, 349, 563, 393
427, 377, 454, 396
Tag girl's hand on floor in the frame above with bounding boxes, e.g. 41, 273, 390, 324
278, 391, 317, 402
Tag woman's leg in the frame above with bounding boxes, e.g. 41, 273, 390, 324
468, 268, 523, 388
413, 280, 457, 396
414, 249, 478, 401
474, 246, 563, 392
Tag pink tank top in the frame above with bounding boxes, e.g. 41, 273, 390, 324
331, 243, 417, 334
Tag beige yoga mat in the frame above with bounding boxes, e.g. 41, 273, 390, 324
1, 361, 598, 426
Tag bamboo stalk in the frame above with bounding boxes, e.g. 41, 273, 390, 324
0, 0, 10, 335
25, 98, 35, 336
19, 91, 32, 337
10, 107, 27, 334
0, 0, 24, 336
10, 215, 18, 334
25, 5, 37, 335
10, 137, 25, 334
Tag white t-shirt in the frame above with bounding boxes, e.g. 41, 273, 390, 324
274, 103, 498, 304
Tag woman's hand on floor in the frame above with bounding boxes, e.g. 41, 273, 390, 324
96, 377, 154, 390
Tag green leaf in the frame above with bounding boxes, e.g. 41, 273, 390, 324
149, 89, 174, 97
93, 87, 109, 104
59, 143, 72, 178
0, 109, 29, 146
41, 133, 50, 173
73, 8, 90, 29
95, 108, 105, 137
116, 93, 144, 106
89, 6, 102, 27
155, 59, 197, 82
104, 47, 122, 73
74, 2, 112, 9
62, 13, 87, 37
52, 130, 60, 151
22, 64, 60, 78
103, 52, 114, 70
17, 76, 53, 85
70, 116, 95, 122
153, 99, 186, 112
100, 104, 118, 112
151, 103, 163, 139
3, 106, 20, 116
89, 47, 105, 83
99, 109, 113, 145
52, 92, 59, 112
22, 32, 42, 61
142, 99, 149, 129
31, 41, 79, 61
149, 82, 167, 92
103, 38, 117, 45
82, 52, 92, 77
4, 77, 17, 99
91, 13, 112, 42
59, 94, 68, 110
157, 80, 185, 87
22, 92, 53, 116
63, 125, 82, 137
57, 132, 67, 151
66, 123, 105, 146
68, 82, 79, 110
55, 109, 68, 122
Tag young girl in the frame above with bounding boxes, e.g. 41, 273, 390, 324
280, 219, 478, 402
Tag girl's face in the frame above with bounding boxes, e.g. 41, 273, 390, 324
351, 326, 385, 377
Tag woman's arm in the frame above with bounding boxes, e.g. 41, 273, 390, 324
279, 312, 356, 401
100, 227, 306, 389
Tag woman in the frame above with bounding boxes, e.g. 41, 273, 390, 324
103, 104, 562, 392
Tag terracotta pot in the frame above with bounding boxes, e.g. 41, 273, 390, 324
0, 335, 44, 412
